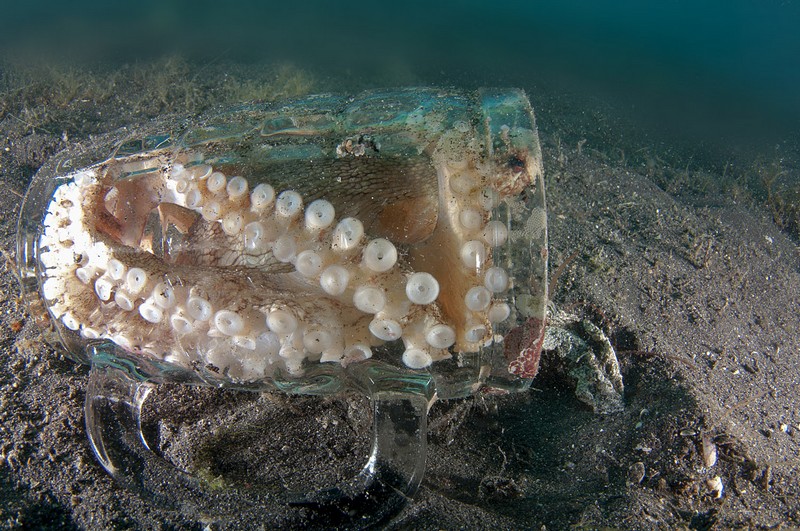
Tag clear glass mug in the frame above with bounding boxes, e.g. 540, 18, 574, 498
16, 88, 547, 527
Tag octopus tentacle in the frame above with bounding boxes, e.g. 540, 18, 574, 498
35, 89, 547, 385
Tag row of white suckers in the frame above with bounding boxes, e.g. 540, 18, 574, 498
38, 162, 515, 371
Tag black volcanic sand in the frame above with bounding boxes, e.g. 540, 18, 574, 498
0, 61, 798, 530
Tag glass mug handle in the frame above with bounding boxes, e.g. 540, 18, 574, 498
85, 350, 433, 528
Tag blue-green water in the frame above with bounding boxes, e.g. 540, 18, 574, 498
2, 0, 799, 160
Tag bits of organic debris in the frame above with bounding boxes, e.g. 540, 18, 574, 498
701, 432, 717, 468
743, 358, 759, 374
478, 476, 524, 501
760, 465, 772, 491
634, 443, 653, 454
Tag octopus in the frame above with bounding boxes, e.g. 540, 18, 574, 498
31, 88, 548, 388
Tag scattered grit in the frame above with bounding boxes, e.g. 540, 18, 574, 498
0, 72, 798, 529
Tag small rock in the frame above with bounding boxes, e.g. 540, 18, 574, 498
701, 433, 717, 467
707, 476, 724, 498
542, 312, 624, 414
627, 462, 646, 485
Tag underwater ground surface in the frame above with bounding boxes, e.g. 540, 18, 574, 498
0, 2, 799, 529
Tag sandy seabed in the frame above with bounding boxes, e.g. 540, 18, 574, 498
0, 61, 799, 530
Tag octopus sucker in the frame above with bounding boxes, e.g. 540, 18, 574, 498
32, 89, 547, 386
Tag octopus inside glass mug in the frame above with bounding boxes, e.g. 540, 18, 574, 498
16, 88, 548, 528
